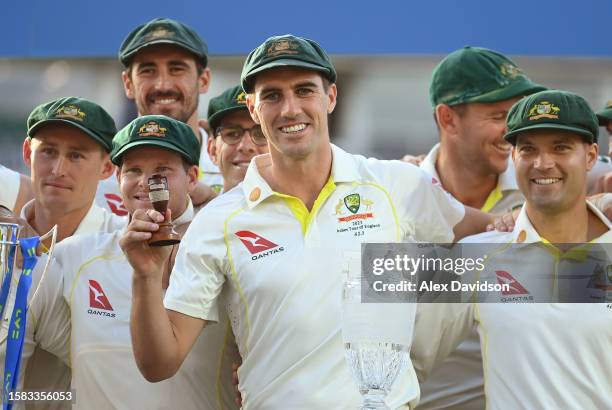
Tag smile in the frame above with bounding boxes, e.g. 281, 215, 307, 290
280, 123, 306, 133
532, 178, 562, 185
493, 142, 512, 153
154, 98, 179, 105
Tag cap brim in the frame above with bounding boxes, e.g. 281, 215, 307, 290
208, 106, 249, 134
465, 80, 547, 104
596, 109, 612, 125
111, 139, 195, 166
504, 123, 595, 144
121, 40, 206, 66
243, 59, 330, 92
28, 119, 111, 152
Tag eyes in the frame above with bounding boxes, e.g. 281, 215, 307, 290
517, 144, 573, 155
123, 166, 171, 176
135, 64, 189, 77
260, 86, 316, 102
39, 147, 86, 161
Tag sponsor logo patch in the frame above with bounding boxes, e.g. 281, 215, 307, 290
88, 280, 116, 317
495, 270, 534, 302
235, 230, 285, 260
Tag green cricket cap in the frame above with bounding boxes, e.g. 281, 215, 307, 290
241, 34, 336, 93
27, 97, 117, 152
429, 46, 546, 107
207, 85, 249, 133
596, 99, 612, 125
119, 17, 208, 67
111, 115, 201, 165
504, 90, 598, 144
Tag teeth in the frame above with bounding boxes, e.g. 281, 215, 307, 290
533, 178, 561, 185
281, 124, 306, 133
156, 98, 177, 105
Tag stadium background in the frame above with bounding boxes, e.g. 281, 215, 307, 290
2, 0, 611, 173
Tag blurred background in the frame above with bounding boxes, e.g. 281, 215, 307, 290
2, 0, 611, 173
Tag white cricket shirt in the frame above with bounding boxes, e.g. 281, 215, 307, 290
414, 202, 612, 410
165, 144, 465, 409
35, 201, 240, 409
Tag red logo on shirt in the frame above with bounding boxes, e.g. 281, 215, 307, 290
88, 280, 114, 311
104, 193, 128, 216
235, 231, 278, 254
495, 270, 529, 295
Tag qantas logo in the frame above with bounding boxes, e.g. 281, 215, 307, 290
495, 270, 528, 295
235, 230, 284, 261
88, 280, 116, 317
104, 193, 128, 216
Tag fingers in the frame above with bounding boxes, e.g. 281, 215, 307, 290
489, 210, 518, 232
401, 154, 426, 166
132, 208, 165, 224
231, 362, 242, 406
120, 212, 160, 250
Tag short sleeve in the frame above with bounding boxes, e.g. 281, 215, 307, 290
0, 165, 21, 211
164, 209, 227, 323
400, 166, 465, 243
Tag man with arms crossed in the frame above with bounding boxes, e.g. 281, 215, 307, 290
121, 34, 503, 409
412, 89, 611, 409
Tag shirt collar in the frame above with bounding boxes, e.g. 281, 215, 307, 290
241, 144, 362, 209
173, 197, 194, 225
511, 200, 612, 245
21, 199, 108, 237
420, 143, 441, 182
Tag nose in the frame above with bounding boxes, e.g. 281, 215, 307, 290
533, 151, 555, 170
51, 156, 68, 176
237, 131, 257, 154
154, 69, 172, 91
280, 93, 300, 119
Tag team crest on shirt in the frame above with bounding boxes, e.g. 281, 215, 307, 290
54, 105, 86, 121
335, 194, 375, 222
138, 121, 167, 137
335, 193, 381, 237
587, 264, 612, 292
528, 101, 560, 121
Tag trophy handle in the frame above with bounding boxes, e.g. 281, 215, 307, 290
26, 225, 57, 308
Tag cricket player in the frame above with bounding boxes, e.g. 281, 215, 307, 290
119, 17, 223, 192
207, 85, 270, 192
121, 34, 502, 409
93, 17, 220, 218
412, 89, 612, 409
417, 46, 546, 410
30, 115, 240, 409
0, 96, 125, 409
